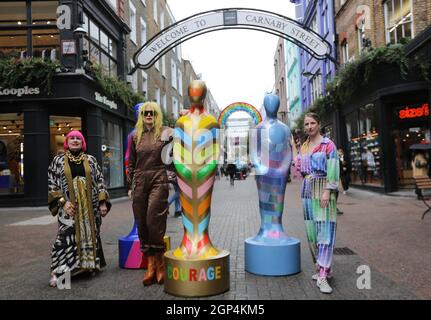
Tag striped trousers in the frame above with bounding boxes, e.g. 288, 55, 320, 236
301, 176, 337, 274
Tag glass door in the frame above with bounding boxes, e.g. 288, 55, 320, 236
393, 126, 431, 188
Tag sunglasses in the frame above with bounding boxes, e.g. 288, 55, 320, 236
142, 110, 157, 117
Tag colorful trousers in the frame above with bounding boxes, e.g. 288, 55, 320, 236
301, 176, 337, 276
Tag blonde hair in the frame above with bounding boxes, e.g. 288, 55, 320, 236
135, 101, 163, 144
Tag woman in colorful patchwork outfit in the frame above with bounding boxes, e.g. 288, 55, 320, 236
296, 112, 340, 294
127, 101, 173, 286
48, 130, 111, 287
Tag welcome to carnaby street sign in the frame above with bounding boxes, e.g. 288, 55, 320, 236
132, 8, 334, 71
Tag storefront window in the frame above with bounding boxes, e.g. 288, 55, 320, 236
346, 111, 360, 185
346, 105, 383, 187
359, 104, 382, 186
0, 113, 24, 194
101, 121, 124, 188
0, 1, 59, 59
0, 2, 26, 26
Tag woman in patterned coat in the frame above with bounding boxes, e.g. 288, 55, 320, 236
296, 112, 340, 294
48, 130, 111, 287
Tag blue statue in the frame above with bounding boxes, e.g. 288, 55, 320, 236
245, 93, 301, 276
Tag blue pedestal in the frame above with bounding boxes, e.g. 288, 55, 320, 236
244, 236, 301, 276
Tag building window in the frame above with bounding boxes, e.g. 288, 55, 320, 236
155, 87, 161, 105
161, 93, 166, 112
310, 14, 318, 33
140, 18, 147, 46
82, 13, 118, 76
172, 97, 179, 119
155, 58, 160, 71
384, 0, 413, 45
0, 1, 59, 59
346, 106, 382, 187
177, 46, 181, 61
130, 59, 138, 92
153, 0, 158, 24
310, 72, 322, 104
162, 56, 166, 77
141, 70, 148, 98
0, 113, 24, 195
171, 61, 177, 89
101, 121, 124, 188
357, 23, 365, 53
341, 41, 349, 64
160, 9, 164, 30
106, 0, 118, 11
129, 1, 137, 44
178, 69, 183, 96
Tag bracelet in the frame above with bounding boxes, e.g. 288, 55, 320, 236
58, 197, 66, 208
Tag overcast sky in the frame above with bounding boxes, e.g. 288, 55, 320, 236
166, 0, 295, 113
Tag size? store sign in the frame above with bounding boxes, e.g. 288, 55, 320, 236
398, 103, 430, 119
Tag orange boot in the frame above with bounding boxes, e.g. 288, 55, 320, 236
155, 252, 165, 285
142, 256, 156, 286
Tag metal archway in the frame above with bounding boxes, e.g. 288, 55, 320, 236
131, 7, 335, 73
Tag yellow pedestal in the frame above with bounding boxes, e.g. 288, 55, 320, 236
164, 250, 230, 297
164, 235, 171, 251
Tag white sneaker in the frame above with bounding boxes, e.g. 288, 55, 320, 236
317, 277, 333, 294
343, 191, 347, 195
49, 274, 58, 287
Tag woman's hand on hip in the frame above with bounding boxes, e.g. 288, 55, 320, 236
128, 189, 133, 200
320, 190, 331, 208
99, 202, 108, 217
64, 201, 75, 217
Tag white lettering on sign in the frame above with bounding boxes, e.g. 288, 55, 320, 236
95, 92, 118, 110
0, 86, 40, 97
135, 9, 331, 69
137, 12, 222, 66
239, 11, 328, 55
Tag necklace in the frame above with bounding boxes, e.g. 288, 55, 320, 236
66, 150, 85, 164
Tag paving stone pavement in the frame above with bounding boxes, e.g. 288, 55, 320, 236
0, 176, 422, 300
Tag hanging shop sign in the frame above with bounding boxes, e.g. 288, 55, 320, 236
398, 103, 430, 120
0, 86, 40, 97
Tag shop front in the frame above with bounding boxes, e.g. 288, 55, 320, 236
389, 99, 430, 189
0, 0, 134, 206
337, 82, 430, 193
0, 74, 135, 207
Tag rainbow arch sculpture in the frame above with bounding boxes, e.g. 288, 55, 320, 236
218, 102, 262, 127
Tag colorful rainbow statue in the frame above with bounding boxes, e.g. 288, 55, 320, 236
245, 93, 301, 276
164, 80, 230, 297
218, 102, 262, 128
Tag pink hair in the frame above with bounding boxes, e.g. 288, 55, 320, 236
64, 130, 87, 152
